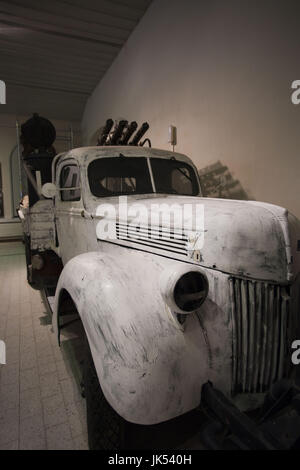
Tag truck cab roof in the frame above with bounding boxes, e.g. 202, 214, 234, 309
56, 145, 196, 166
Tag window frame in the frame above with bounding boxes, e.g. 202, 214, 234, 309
87, 155, 201, 199
150, 157, 200, 196
58, 162, 81, 202
87, 156, 154, 198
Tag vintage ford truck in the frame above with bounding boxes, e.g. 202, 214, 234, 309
18, 143, 300, 449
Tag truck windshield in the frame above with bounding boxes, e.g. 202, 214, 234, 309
88, 156, 199, 197
150, 158, 199, 196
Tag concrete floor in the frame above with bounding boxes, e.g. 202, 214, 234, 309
0, 242, 88, 450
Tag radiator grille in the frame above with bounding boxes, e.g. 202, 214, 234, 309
230, 278, 297, 394
116, 222, 188, 256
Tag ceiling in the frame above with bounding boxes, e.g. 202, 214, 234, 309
0, 0, 152, 121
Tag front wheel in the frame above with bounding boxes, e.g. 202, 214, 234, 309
24, 235, 35, 285
83, 336, 126, 450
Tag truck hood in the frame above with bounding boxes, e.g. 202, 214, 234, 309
191, 197, 300, 283
96, 195, 300, 283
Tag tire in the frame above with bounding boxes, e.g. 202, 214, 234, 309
24, 235, 33, 284
83, 336, 126, 450
24, 235, 39, 287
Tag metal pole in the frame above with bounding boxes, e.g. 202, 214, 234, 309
15, 120, 23, 199
9, 144, 18, 217
23, 162, 42, 198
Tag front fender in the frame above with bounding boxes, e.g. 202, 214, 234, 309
53, 250, 230, 424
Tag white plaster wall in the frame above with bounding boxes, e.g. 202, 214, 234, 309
82, 0, 300, 218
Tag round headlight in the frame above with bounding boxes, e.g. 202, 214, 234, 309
174, 271, 208, 312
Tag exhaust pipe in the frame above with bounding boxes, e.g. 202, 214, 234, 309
130, 122, 149, 146
110, 120, 128, 145
97, 119, 113, 145
119, 121, 138, 145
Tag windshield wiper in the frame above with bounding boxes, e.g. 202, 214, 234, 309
170, 156, 192, 182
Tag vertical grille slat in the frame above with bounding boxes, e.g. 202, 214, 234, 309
259, 283, 268, 392
229, 279, 238, 391
270, 286, 280, 384
241, 280, 249, 392
277, 296, 287, 380
247, 281, 256, 393
263, 285, 274, 389
286, 291, 293, 377
252, 281, 262, 392
234, 279, 243, 391
231, 278, 294, 395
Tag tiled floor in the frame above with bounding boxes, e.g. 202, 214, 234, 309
0, 242, 207, 451
0, 242, 89, 450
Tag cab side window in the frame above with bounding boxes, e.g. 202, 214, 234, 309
60, 165, 81, 201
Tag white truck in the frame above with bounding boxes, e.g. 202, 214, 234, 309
19, 142, 300, 449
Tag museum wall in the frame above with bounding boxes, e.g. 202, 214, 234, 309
0, 113, 81, 238
82, 0, 300, 218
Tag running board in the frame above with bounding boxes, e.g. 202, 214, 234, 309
41, 284, 56, 316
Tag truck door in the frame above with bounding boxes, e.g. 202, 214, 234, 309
55, 159, 83, 264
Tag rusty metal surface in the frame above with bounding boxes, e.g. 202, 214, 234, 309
29, 199, 55, 250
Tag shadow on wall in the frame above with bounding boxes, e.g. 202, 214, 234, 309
198, 161, 252, 200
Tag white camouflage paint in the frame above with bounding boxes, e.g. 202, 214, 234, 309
21, 146, 300, 424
